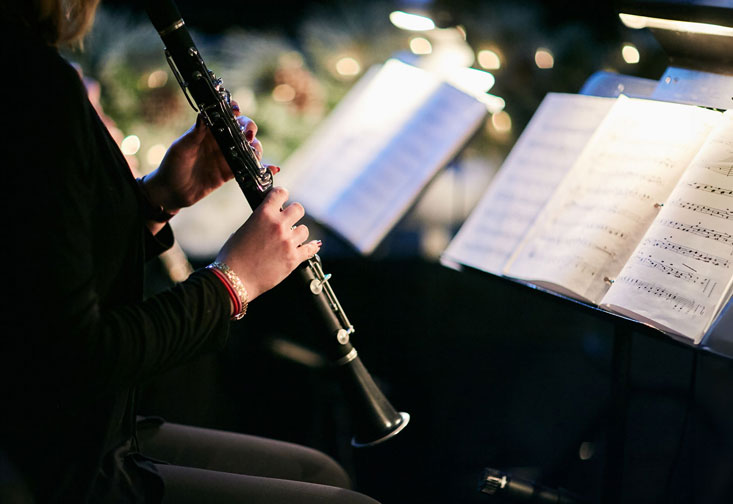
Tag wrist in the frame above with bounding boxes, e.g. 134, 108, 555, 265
136, 173, 180, 223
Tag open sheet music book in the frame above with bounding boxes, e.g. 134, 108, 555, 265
279, 58, 489, 254
443, 92, 733, 348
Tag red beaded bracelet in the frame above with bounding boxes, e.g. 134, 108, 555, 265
207, 262, 248, 320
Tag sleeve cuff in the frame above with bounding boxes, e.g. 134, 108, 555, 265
144, 223, 175, 260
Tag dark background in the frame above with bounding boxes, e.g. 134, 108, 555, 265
121, 1, 733, 503
140, 255, 733, 504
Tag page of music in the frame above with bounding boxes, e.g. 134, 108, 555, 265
442, 93, 615, 274
601, 111, 733, 343
503, 96, 722, 304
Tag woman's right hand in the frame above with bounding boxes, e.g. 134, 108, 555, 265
215, 186, 321, 302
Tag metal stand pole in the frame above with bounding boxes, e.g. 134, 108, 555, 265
601, 324, 633, 504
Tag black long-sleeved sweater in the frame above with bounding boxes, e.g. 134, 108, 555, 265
1, 17, 233, 503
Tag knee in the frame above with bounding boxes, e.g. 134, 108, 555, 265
299, 447, 352, 489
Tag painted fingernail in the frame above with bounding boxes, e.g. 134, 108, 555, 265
231, 103, 240, 112
317, 240, 323, 247
245, 129, 254, 142
269, 165, 281, 175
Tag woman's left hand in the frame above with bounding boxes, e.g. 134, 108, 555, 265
140, 103, 263, 215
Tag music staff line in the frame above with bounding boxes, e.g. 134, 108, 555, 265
688, 181, 733, 198
642, 238, 730, 268
635, 254, 717, 297
705, 163, 733, 177
616, 275, 706, 315
658, 219, 733, 246
671, 198, 733, 221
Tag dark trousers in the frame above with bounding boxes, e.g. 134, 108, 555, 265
136, 421, 380, 504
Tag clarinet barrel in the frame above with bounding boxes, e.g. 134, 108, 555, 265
298, 258, 410, 447
144, 0, 409, 447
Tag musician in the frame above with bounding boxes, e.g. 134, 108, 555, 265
0, 1, 379, 503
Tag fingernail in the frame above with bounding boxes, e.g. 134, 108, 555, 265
317, 240, 323, 247
269, 165, 281, 175
245, 129, 254, 142
231, 103, 240, 112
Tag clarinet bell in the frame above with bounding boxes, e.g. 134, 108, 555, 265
338, 354, 410, 447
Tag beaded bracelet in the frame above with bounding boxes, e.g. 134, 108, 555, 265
207, 262, 248, 320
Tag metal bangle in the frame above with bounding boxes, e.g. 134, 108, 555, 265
207, 262, 248, 320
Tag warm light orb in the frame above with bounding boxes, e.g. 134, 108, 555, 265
120, 135, 141, 155
622, 43, 640, 64
534, 48, 554, 69
389, 10, 436, 31
146, 144, 167, 167
272, 84, 296, 103
409, 36, 433, 55
491, 111, 512, 133
477, 49, 501, 70
335, 56, 362, 76
147, 69, 168, 88
579, 441, 595, 461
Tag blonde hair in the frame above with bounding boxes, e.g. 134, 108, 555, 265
9, 0, 101, 46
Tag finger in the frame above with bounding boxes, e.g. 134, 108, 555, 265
299, 239, 323, 259
237, 115, 257, 142
263, 186, 289, 211
292, 223, 309, 244
251, 138, 263, 161
281, 201, 305, 224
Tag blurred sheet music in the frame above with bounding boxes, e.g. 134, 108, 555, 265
442, 93, 615, 274
280, 58, 488, 254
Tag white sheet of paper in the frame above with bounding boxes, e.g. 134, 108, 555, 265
441, 93, 615, 274
601, 111, 733, 343
504, 96, 722, 304
281, 59, 488, 254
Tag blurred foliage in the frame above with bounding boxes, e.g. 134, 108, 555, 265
61, 1, 668, 174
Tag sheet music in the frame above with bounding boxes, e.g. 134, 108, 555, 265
280, 58, 488, 254
441, 93, 615, 274
601, 111, 733, 343
504, 96, 722, 304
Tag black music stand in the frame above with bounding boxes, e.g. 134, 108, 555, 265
467, 3, 733, 501
580, 3, 733, 502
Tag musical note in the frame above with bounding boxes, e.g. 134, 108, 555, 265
635, 254, 716, 295
549, 219, 627, 239
642, 238, 730, 268
587, 167, 665, 185
704, 163, 733, 177
657, 219, 733, 245
524, 249, 599, 277
687, 181, 733, 197
530, 235, 616, 257
672, 198, 733, 220
615, 276, 706, 314
582, 186, 653, 201
561, 200, 645, 225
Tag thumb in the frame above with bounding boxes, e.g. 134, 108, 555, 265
193, 114, 208, 137
183, 114, 208, 145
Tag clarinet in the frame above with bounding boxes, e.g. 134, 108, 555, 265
144, 0, 409, 447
